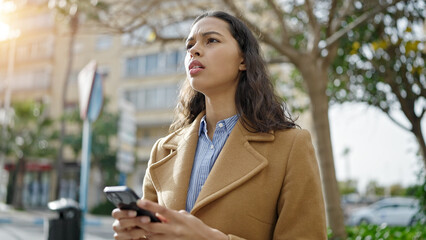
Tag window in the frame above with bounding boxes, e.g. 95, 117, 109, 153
125, 57, 142, 77
166, 51, 179, 72
124, 84, 179, 110
12, 68, 51, 90
145, 54, 158, 75
124, 50, 185, 78
96, 35, 113, 51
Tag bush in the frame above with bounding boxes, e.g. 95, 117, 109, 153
89, 200, 116, 216
328, 224, 426, 239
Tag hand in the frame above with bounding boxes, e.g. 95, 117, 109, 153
134, 199, 228, 240
111, 208, 152, 240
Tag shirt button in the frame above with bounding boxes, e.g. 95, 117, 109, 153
218, 123, 224, 128
210, 145, 214, 149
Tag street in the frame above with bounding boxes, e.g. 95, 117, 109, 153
0, 208, 115, 240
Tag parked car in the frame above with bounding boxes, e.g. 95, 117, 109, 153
346, 197, 423, 226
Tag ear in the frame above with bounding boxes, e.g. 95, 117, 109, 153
239, 59, 246, 71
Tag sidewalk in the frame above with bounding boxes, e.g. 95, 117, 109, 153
0, 202, 115, 239
0, 202, 114, 227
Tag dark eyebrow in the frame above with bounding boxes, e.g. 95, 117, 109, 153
185, 31, 224, 44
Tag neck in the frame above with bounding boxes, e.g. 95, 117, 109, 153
204, 96, 237, 139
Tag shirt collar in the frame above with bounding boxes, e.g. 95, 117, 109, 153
198, 115, 208, 136
198, 114, 239, 136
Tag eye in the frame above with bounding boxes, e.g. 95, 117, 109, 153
186, 43, 194, 50
207, 38, 219, 44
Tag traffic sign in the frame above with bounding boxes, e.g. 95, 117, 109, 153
78, 60, 97, 120
116, 99, 136, 174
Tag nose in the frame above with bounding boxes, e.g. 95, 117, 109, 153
187, 45, 201, 57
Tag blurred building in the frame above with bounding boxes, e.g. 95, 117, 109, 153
0, 0, 57, 208
0, 0, 311, 210
0, 0, 185, 209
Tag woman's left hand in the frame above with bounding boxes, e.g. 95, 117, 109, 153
137, 199, 227, 240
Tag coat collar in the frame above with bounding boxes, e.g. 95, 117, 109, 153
148, 113, 274, 214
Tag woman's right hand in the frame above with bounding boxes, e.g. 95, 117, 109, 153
111, 208, 151, 240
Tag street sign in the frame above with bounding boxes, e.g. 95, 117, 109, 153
87, 72, 103, 122
116, 99, 136, 174
78, 60, 97, 120
77, 60, 103, 240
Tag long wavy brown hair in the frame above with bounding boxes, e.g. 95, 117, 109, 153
170, 11, 297, 133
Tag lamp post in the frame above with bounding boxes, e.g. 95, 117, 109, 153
0, 28, 19, 203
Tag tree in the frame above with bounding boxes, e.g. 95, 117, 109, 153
48, 0, 109, 199
63, 99, 120, 190
365, 180, 386, 196
72, 0, 408, 238
339, 180, 358, 195
329, 0, 426, 169
2, 101, 57, 209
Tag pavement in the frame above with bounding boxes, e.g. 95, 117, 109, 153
0, 202, 114, 228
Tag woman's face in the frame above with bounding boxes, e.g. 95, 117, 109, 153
185, 17, 246, 98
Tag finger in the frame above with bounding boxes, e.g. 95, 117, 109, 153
112, 218, 137, 232
146, 233, 168, 240
137, 200, 173, 221
112, 208, 137, 219
113, 227, 150, 240
155, 213, 168, 223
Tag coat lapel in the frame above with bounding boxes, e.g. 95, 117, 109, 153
148, 115, 202, 211
148, 115, 274, 214
191, 121, 274, 215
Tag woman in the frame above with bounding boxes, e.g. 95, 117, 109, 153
112, 11, 326, 240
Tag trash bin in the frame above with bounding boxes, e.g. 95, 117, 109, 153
47, 198, 81, 240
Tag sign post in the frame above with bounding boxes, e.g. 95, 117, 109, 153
77, 60, 103, 240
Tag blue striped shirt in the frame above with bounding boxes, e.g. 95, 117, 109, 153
186, 114, 239, 212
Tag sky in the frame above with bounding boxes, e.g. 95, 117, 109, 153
329, 102, 425, 193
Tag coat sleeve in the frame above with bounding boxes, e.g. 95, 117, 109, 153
142, 139, 161, 202
274, 129, 327, 239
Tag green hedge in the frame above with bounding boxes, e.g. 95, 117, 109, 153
89, 200, 116, 216
328, 224, 426, 239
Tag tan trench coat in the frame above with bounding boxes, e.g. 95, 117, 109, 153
143, 113, 327, 239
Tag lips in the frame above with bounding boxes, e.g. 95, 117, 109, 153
188, 60, 205, 75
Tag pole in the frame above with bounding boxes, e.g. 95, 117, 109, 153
118, 172, 127, 186
79, 119, 92, 240
0, 37, 16, 202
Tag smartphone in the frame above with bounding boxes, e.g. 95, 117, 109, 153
103, 186, 161, 222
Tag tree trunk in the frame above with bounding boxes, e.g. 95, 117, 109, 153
12, 157, 26, 210
55, 14, 79, 199
411, 117, 426, 170
299, 60, 346, 239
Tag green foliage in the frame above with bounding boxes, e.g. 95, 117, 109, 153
89, 200, 115, 216
389, 184, 407, 196
339, 180, 358, 195
348, 224, 425, 240
365, 181, 386, 196
278, 68, 310, 115
329, 0, 425, 111
2, 101, 57, 159
328, 224, 426, 239
62, 98, 120, 186
410, 176, 426, 216
50, 0, 109, 21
